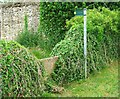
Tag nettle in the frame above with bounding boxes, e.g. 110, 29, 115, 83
51, 8, 118, 85
0, 40, 44, 97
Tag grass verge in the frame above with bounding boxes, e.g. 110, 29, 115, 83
42, 60, 118, 97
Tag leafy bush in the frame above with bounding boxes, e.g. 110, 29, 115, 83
51, 26, 105, 84
39, 2, 119, 49
16, 31, 41, 48
51, 8, 119, 84
0, 40, 44, 97
39, 2, 83, 49
66, 7, 118, 60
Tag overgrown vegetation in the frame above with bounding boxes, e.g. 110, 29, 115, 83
42, 60, 118, 97
2, 2, 119, 97
17, 2, 119, 50
39, 2, 119, 50
51, 8, 119, 85
29, 47, 50, 59
39, 2, 81, 50
0, 40, 44, 97
16, 15, 41, 48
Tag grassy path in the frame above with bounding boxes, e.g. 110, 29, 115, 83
44, 60, 118, 97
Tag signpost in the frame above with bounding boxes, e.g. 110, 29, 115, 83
75, 8, 84, 16
75, 8, 87, 78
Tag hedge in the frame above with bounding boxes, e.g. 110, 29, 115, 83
39, 2, 84, 50
0, 40, 44, 97
51, 8, 119, 84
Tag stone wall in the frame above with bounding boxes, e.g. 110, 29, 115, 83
0, 2, 40, 40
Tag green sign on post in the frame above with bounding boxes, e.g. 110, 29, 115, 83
75, 8, 87, 79
74, 8, 84, 16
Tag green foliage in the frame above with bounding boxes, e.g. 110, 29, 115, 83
85, 2, 120, 10
24, 14, 28, 33
16, 15, 52, 52
39, 2, 119, 50
51, 8, 118, 84
66, 7, 119, 59
16, 15, 42, 48
47, 61, 118, 97
16, 2, 119, 50
39, 2, 79, 49
16, 31, 41, 48
29, 47, 51, 59
51, 26, 103, 84
0, 40, 44, 97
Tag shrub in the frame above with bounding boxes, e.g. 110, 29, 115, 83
51, 25, 105, 84
0, 40, 44, 97
39, 2, 83, 49
39, 2, 119, 50
66, 7, 118, 59
16, 31, 41, 48
51, 8, 118, 84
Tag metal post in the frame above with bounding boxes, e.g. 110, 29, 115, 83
84, 8, 87, 78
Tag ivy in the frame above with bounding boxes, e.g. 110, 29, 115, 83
39, 2, 83, 50
50, 8, 119, 85
39, 2, 119, 50
0, 40, 45, 97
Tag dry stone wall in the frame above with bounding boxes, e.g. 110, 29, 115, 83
0, 2, 40, 40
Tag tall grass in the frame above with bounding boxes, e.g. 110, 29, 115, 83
16, 15, 52, 52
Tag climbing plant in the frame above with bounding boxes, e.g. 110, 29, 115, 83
0, 40, 44, 97
51, 8, 119, 84
39, 2, 84, 50
39, 2, 119, 50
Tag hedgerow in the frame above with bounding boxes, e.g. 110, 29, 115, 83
51, 8, 119, 84
0, 40, 44, 97
39, 2, 83, 50
39, 2, 119, 50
